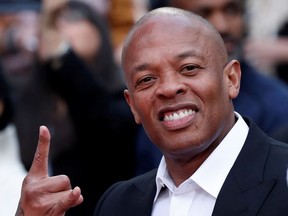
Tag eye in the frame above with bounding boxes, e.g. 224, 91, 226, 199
180, 64, 199, 75
135, 75, 156, 87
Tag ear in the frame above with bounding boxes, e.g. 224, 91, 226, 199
224, 60, 241, 99
124, 89, 142, 124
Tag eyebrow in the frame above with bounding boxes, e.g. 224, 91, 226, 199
131, 63, 150, 74
131, 49, 202, 73
176, 49, 202, 60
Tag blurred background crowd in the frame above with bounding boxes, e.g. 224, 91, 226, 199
1, 0, 288, 215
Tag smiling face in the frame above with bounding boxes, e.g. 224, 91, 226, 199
122, 8, 241, 160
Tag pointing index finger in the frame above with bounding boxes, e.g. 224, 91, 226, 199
28, 125, 51, 178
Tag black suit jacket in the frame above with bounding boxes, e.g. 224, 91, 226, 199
93, 117, 288, 216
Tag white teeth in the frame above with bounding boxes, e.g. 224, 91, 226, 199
164, 109, 194, 121
173, 113, 179, 120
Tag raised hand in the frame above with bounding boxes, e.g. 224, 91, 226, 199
38, 0, 69, 61
15, 126, 83, 216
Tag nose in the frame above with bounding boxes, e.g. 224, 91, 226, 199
155, 74, 188, 99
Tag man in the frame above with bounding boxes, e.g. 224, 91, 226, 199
16, 7, 288, 216
136, 0, 288, 175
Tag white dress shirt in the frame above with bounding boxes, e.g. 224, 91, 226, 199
152, 112, 249, 216
0, 124, 27, 216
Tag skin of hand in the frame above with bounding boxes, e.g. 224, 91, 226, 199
244, 38, 288, 70
42, 0, 68, 14
15, 126, 83, 216
37, 0, 69, 61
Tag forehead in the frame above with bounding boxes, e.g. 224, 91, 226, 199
126, 15, 211, 54
122, 14, 223, 72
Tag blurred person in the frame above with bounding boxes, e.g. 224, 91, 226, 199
37, 0, 138, 215
70, 0, 149, 66
15, 7, 288, 216
242, 1, 288, 146
243, 0, 288, 126
243, 0, 288, 74
244, 20, 288, 84
135, 0, 288, 175
39, 0, 125, 92
267, 20, 288, 143
245, 0, 288, 40
244, 36, 288, 76
0, 63, 27, 215
0, 0, 75, 175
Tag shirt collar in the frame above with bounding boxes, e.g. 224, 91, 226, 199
154, 112, 249, 202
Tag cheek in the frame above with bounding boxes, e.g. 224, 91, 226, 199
133, 92, 154, 123
195, 78, 226, 107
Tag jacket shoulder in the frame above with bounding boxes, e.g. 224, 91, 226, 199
94, 169, 157, 216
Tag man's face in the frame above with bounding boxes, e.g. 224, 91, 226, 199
122, 14, 240, 159
170, 0, 245, 60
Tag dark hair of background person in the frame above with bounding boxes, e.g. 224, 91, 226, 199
149, 0, 169, 10
276, 21, 288, 85
272, 20, 288, 143
0, 63, 14, 129
71, 0, 125, 93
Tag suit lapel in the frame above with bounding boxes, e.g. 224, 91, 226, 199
130, 170, 157, 216
212, 118, 276, 216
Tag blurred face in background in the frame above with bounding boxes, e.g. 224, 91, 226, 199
56, 7, 101, 64
0, 10, 39, 74
169, 0, 246, 60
